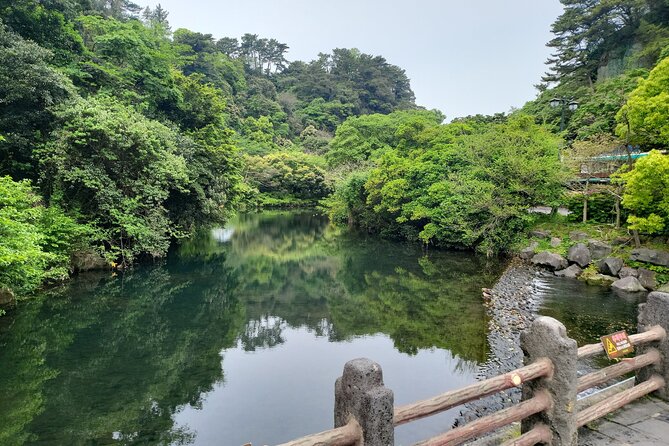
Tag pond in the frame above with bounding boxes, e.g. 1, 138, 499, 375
0, 211, 642, 445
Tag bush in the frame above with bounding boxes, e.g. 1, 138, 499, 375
0, 176, 89, 296
244, 151, 331, 200
328, 114, 567, 255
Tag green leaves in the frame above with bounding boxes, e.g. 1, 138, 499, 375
328, 114, 565, 256
41, 95, 192, 262
617, 150, 669, 235
616, 56, 669, 146
0, 176, 88, 296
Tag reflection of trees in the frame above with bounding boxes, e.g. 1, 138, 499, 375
329, 251, 498, 361
0, 265, 246, 445
240, 317, 285, 351
214, 212, 502, 362
0, 211, 504, 444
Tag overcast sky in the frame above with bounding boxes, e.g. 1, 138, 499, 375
143, 0, 564, 120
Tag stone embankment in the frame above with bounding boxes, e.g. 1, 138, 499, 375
521, 231, 669, 294
458, 259, 541, 426
459, 235, 669, 443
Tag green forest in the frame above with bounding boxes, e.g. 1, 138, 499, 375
2, 0, 669, 301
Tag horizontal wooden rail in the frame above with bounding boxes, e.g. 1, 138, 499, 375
578, 349, 661, 392
412, 391, 551, 446
276, 420, 361, 446
394, 358, 553, 426
500, 424, 551, 446
577, 325, 666, 359
576, 375, 665, 427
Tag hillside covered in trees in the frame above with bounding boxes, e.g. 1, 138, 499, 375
0, 0, 417, 298
2, 0, 669, 302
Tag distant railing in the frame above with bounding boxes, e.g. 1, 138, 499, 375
273, 292, 669, 446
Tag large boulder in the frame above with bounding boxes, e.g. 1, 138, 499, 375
597, 257, 623, 277
519, 242, 539, 261
658, 282, 669, 293
630, 248, 669, 267
569, 231, 588, 241
531, 252, 568, 271
618, 267, 638, 278
611, 236, 631, 246
0, 287, 14, 305
530, 230, 551, 239
554, 264, 583, 279
568, 243, 591, 268
611, 276, 647, 293
71, 250, 108, 272
588, 240, 612, 259
637, 268, 657, 291
583, 273, 618, 287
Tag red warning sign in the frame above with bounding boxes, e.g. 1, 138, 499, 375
600, 331, 634, 360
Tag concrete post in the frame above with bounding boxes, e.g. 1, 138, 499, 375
637, 291, 669, 400
334, 358, 394, 446
520, 316, 578, 445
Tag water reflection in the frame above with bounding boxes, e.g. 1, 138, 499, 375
0, 211, 503, 445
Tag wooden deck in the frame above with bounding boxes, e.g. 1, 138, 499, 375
578, 396, 669, 445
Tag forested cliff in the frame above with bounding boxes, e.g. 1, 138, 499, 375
2, 0, 669, 301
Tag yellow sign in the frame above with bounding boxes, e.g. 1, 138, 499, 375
605, 338, 617, 355
600, 331, 634, 360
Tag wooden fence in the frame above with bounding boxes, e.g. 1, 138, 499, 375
274, 291, 669, 446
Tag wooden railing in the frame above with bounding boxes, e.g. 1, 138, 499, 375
272, 291, 669, 446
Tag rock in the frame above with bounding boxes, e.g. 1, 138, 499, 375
630, 248, 669, 267
530, 230, 551, 239
0, 287, 14, 305
618, 267, 639, 278
588, 240, 612, 259
597, 257, 623, 277
611, 276, 647, 293
550, 237, 562, 248
71, 250, 108, 272
519, 242, 539, 261
584, 273, 618, 287
569, 231, 588, 241
568, 243, 591, 268
611, 237, 631, 246
531, 252, 568, 271
658, 282, 669, 293
637, 268, 657, 291
554, 264, 583, 279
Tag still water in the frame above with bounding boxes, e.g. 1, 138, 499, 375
0, 211, 641, 445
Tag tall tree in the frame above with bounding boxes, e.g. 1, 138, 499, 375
543, 0, 647, 86
0, 20, 74, 179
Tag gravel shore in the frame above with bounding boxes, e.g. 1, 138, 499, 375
457, 259, 542, 424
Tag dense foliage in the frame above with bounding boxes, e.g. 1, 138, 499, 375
0, 1, 419, 298
616, 56, 669, 146
327, 114, 566, 256
0, 176, 89, 295
616, 150, 669, 234
3, 0, 669, 300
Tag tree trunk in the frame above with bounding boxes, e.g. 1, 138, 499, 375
614, 196, 621, 229
583, 181, 589, 223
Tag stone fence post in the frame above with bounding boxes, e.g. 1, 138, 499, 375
334, 358, 394, 446
637, 291, 669, 400
521, 316, 579, 445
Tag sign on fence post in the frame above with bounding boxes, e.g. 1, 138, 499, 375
600, 331, 634, 360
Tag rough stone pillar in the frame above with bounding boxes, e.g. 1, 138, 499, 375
334, 358, 394, 446
637, 291, 669, 400
520, 316, 578, 445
